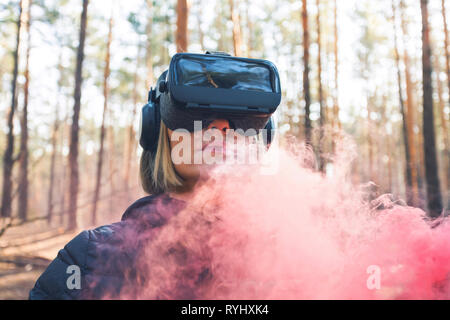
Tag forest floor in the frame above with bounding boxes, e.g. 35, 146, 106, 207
0, 220, 77, 299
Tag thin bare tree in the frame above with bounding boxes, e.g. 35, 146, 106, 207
68, 0, 89, 231
145, 0, 153, 89
18, 0, 32, 221
176, 0, 188, 52
92, 14, 113, 227
1, 0, 24, 219
316, 0, 325, 172
47, 54, 63, 224
399, 0, 419, 206
333, 0, 340, 130
229, 0, 242, 56
434, 53, 449, 204
442, 0, 450, 112
392, 0, 414, 203
123, 43, 142, 193
302, 0, 311, 144
420, 0, 443, 217
245, 0, 253, 57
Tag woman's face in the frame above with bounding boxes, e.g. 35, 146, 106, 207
167, 119, 231, 187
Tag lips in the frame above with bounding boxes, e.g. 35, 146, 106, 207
203, 143, 226, 155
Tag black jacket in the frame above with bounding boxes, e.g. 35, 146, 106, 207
28, 193, 188, 299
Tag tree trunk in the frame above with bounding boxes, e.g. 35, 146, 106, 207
145, 0, 153, 90
229, 0, 242, 56
47, 52, 64, 224
442, 0, 450, 115
195, 0, 205, 52
68, 0, 89, 231
18, 0, 32, 221
302, 0, 311, 144
245, 0, 253, 57
176, 0, 188, 52
399, 0, 419, 206
367, 95, 374, 182
123, 42, 142, 195
441, 0, 450, 206
1, 0, 24, 219
108, 116, 116, 215
392, 0, 413, 204
420, 0, 443, 217
434, 54, 449, 206
47, 108, 58, 224
333, 0, 340, 130
316, 0, 325, 172
92, 14, 112, 227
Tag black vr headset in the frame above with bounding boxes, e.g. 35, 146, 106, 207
139, 51, 282, 152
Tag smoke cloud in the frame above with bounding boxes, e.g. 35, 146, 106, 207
98, 137, 450, 299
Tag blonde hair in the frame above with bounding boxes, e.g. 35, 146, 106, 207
140, 121, 184, 194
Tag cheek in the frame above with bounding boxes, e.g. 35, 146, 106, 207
169, 131, 202, 180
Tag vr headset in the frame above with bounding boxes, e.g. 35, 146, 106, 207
139, 51, 282, 152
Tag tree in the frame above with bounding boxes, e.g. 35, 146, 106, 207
391, 0, 413, 205
1, 0, 24, 219
420, 0, 443, 217
68, 0, 89, 231
316, 0, 325, 172
176, 0, 188, 52
399, 0, 419, 206
434, 52, 449, 204
92, 14, 112, 227
123, 43, 142, 194
302, 0, 311, 144
442, 0, 450, 113
17, 0, 32, 221
333, 0, 340, 130
245, 0, 253, 57
47, 54, 62, 224
229, 0, 242, 56
194, 0, 205, 52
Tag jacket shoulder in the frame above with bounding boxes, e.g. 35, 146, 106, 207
29, 224, 119, 300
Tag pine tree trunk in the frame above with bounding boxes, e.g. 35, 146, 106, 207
434, 54, 449, 206
108, 117, 116, 214
176, 0, 188, 52
302, 0, 311, 144
1, 0, 24, 219
229, 0, 242, 56
123, 43, 142, 194
316, 0, 325, 172
420, 0, 443, 217
245, 0, 253, 58
47, 52, 64, 224
441, 0, 450, 206
442, 0, 450, 114
47, 107, 58, 224
18, 0, 32, 221
145, 0, 153, 89
399, 0, 419, 206
333, 0, 340, 130
68, 0, 89, 231
92, 15, 112, 227
392, 0, 413, 204
195, 0, 205, 52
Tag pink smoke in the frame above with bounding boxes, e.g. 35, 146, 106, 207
126, 138, 450, 300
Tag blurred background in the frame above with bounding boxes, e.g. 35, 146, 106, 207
0, 0, 449, 298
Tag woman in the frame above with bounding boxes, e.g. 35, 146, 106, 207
29, 52, 281, 299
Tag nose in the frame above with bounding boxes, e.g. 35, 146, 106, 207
206, 119, 230, 132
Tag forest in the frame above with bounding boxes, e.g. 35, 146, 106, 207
0, 0, 449, 298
